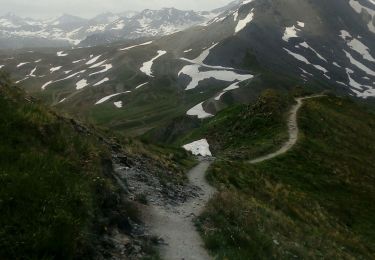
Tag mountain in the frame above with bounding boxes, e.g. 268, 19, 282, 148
80, 8, 214, 47
0, 8, 218, 50
0, 0, 374, 137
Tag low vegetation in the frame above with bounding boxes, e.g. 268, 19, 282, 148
0, 73, 133, 259
196, 94, 375, 258
178, 89, 293, 159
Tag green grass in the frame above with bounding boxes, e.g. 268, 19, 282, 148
0, 74, 124, 259
196, 95, 375, 259
177, 89, 293, 159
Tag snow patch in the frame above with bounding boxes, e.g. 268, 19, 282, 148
182, 139, 212, 157
28, 67, 37, 77
17, 62, 30, 68
135, 82, 148, 89
89, 59, 108, 68
72, 59, 85, 64
283, 48, 329, 75
214, 81, 241, 101
95, 91, 131, 105
344, 50, 375, 76
140, 50, 167, 77
89, 64, 112, 76
86, 55, 102, 65
282, 25, 300, 42
234, 8, 254, 34
94, 77, 109, 86
114, 101, 123, 108
186, 102, 213, 119
50, 66, 62, 73
298, 41, 328, 62
76, 79, 89, 90
119, 41, 153, 51
57, 51, 68, 57
179, 43, 253, 90
349, 0, 375, 33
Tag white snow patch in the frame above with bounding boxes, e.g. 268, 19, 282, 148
17, 62, 30, 68
76, 79, 89, 90
28, 67, 37, 77
41, 70, 87, 90
346, 68, 375, 98
140, 50, 167, 77
50, 66, 62, 73
183, 49, 193, 53
298, 41, 328, 62
344, 50, 375, 76
119, 41, 153, 51
86, 55, 102, 65
283, 48, 329, 74
72, 59, 85, 64
95, 91, 131, 105
34, 59, 42, 63
282, 25, 300, 42
114, 101, 123, 108
233, 10, 239, 21
347, 38, 375, 62
179, 65, 253, 90
94, 77, 109, 86
57, 51, 68, 57
179, 43, 253, 90
349, 0, 375, 33
340, 30, 351, 40
214, 81, 241, 101
0, 65, 4, 69
135, 82, 148, 89
186, 102, 213, 119
41, 81, 53, 90
89, 64, 112, 76
234, 9, 254, 34
297, 21, 305, 27
182, 139, 212, 157
89, 59, 107, 68
58, 98, 66, 104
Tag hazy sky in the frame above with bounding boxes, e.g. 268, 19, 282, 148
0, 0, 233, 19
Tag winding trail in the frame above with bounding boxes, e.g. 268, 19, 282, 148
249, 95, 325, 164
144, 160, 215, 260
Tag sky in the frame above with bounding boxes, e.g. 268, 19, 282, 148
0, 0, 234, 19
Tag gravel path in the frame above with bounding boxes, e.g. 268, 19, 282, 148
143, 159, 215, 260
249, 95, 325, 164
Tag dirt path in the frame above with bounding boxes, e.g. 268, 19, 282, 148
249, 95, 325, 164
143, 160, 215, 260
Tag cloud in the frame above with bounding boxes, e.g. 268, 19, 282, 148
0, 0, 233, 18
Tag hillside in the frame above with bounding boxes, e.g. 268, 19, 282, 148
187, 93, 375, 259
0, 72, 194, 259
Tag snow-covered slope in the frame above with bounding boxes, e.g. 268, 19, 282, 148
0, 7, 222, 50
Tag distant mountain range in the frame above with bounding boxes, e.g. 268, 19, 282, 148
0, 6, 224, 49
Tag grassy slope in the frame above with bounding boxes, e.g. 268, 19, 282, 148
177, 90, 293, 159
195, 94, 375, 259
0, 74, 122, 259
